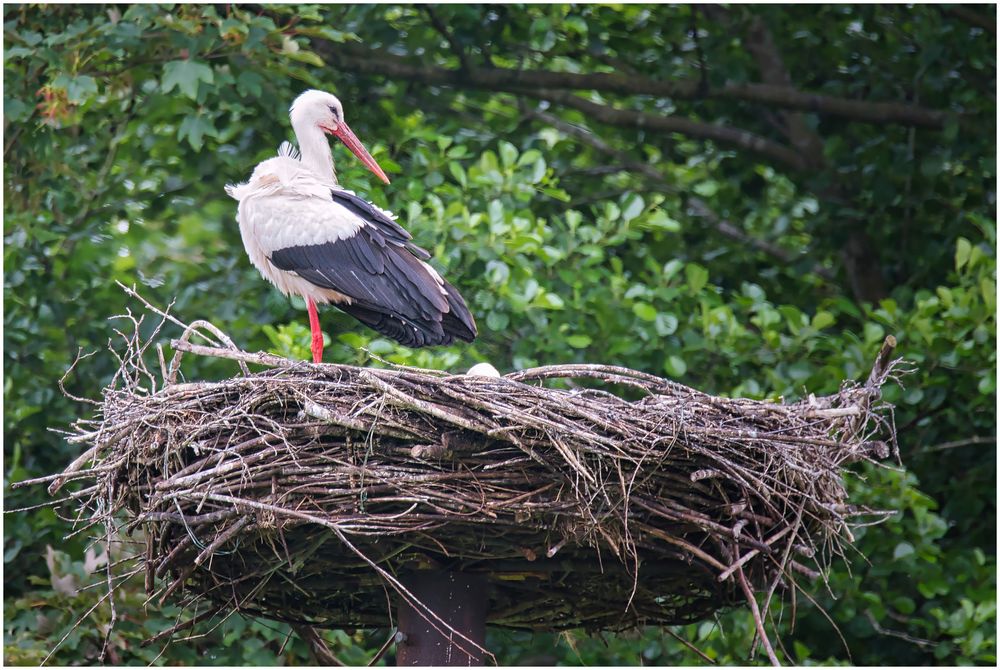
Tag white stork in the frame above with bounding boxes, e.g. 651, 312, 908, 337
226, 90, 477, 363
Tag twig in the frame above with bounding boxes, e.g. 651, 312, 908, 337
718, 525, 794, 582
737, 564, 781, 666
920, 435, 994, 453
664, 626, 717, 665
867, 335, 899, 388
141, 606, 223, 646
169, 339, 300, 369
168, 320, 250, 383
193, 516, 251, 566
292, 624, 347, 666
863, 609, 936, 648
368, 628, 400, 666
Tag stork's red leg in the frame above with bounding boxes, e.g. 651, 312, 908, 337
306, 297, 323, 363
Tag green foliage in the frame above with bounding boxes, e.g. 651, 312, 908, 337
4, 3, 995, 665
262, 318, 322, 362
3, 545, 383, 666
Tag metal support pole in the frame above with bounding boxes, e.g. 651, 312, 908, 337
396, 572, 488, 666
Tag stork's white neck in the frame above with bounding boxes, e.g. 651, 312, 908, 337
292, 119, 338, 183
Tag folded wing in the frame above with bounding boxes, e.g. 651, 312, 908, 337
268, 190, 477, 347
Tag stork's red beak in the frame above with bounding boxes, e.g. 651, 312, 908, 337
325, 121, 390, 185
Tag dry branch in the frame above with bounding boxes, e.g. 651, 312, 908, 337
42, 304, 902, 659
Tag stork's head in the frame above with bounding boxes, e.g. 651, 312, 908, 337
289, 89, 390, 184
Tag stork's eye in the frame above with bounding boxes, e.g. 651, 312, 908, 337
328, 105, 342, 122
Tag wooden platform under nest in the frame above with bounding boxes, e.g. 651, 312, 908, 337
42, 303, 900, 649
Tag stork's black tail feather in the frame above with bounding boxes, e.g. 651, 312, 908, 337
339, 291, 476, 348
440, 278, 477, 343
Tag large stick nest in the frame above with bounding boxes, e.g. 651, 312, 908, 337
52, 305, 900, 639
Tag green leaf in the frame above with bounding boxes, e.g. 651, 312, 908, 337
498, 140, 518, 169
604, 201, 620, 221
516, 149, 542, 167
236, 71, 264, 97
620, 193, 645, 222
4, 97, 31, 122
632, 302, 658, 322
685, 263, 709, 293
479, 150, 499, 175
485, 311, 508, 331
448, 161, 467, 188
161, 59, 214, 99
485, 260, 509, 287
921, 154, 945, 177
177, 113, 215, 150
644, 210, 681, 232
564, 16, 588, 35
893, 542, 915, 560
4, 46, 34, 60
693, 180, 718, 197
541, 187, 571, 202
664, 355, 687, 377
219, 17, 248, 39
487, 199, 504, 225
655, 313, 679, 336
955, 237, 972, 270
812, 310, 835, 330
981, 278, 996, 312
537, 127, 561, 148
566, 334, 592, 348
528, 157, 547, 184
284, 49, 325, 67
937, 286, 954, 308
863, 322, 885, 344
66, 75, 97, 103
662, 259, 684, 281
535, 292, 565, 309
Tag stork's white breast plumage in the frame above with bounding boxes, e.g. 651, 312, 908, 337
228, 156, 362, 305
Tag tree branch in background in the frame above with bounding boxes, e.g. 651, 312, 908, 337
319, 40, 951, 129
528, 108, 836, 281
685, 198, 836, 281
920, 435, 995, 453
740, 11, 826, 168
942, 5, 997, 35
527, 109, 663, 181
518, 87, 811, 171
422, 5, 471, 71
689, 7, 710, 96
316, 28, 810, 169
320, 27, 888, 299
714, 5, 888, 302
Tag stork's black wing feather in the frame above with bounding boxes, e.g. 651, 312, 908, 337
270, 222, 476, 347
328, 189, 431, 260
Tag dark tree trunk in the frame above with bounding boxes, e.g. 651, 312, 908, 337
396, 572, 488, 666
841, 229, 889, 303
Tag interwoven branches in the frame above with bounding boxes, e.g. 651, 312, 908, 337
43, 302, 901, 661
